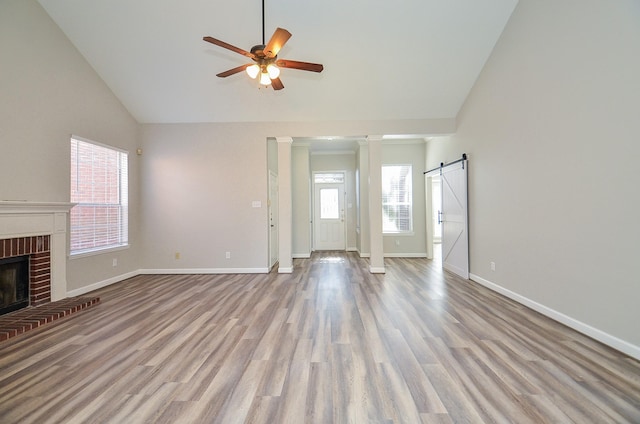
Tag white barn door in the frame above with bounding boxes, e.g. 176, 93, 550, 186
440, 160, 469, 279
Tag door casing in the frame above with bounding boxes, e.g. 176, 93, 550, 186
313, 173, 346, 251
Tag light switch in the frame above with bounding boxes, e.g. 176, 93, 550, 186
252, 201, 262, 208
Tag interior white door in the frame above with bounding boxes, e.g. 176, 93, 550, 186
441, 161, 469, 279
314, 182, 345, 250
268, 171, 279, 268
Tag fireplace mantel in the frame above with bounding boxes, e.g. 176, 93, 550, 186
0, 201, 75, 301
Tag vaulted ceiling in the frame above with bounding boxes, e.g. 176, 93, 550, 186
38, 0, 518, 124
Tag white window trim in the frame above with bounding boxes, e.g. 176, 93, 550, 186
69, 244, 129, 260
382, 163, 413, 235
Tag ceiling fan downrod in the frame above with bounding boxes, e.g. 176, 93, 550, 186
262, 0, 265, 45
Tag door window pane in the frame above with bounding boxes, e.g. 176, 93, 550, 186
320, 188, 339, 219
314, 173, 344, 183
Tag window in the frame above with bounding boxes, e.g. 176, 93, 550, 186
70, 136, 128, 255
319, 188, 340, 219
314, 173, 344, 184
382, 165, 412, 233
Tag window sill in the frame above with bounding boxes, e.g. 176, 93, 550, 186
383, 232, 415, 237
69, 244, 129, 259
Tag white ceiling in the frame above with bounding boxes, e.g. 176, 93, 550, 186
37, 0, 518, 125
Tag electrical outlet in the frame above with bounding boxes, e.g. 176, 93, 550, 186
175, 252, 180, 260
395, 240, 400, 246
225, 251, 231, 259
490, 261, 496, 271
112, 258, 118, 267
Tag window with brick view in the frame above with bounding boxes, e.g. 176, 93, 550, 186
70, 136, 128, 255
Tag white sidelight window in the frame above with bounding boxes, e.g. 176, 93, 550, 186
382, 164, 412, 233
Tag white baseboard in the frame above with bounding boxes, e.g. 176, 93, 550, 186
67, 270, 139, 297
384, 253, 428, 258
470, 273, 640, 361
369, 266, 386, 273
356, 249, 370, 258
139, 268, 269, 275
347, 247, 358, 252
292, 253, 311, 259
278, 267, 293, 273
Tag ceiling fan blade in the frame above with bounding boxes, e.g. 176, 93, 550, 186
271, 77, 284, 90
203, 36, 255, 59
276, 59, 324, 73
216, 64, 251, 78
264, 28, 292, 58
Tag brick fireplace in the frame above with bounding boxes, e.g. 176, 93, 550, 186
0, 201, 75, 308
0, 235, 51, 312
0, 202, 102, 342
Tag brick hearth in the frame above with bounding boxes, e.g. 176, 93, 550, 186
0, 236, 100, 342
0, 296, 100, 342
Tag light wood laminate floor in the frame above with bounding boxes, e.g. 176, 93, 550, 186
0, 252, 639, 423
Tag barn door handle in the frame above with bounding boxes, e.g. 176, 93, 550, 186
438, 210, 442, 224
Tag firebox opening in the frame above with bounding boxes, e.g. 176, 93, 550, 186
0, 256, 29, 315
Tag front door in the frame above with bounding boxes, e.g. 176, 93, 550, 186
314, 181, 345, 251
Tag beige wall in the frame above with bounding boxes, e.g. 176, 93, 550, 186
139, 123, 270, 271
0, 0, 141, 292
427, 0, 640, 354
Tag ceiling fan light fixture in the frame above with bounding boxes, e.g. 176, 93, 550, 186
266, 63, 280, 79
259, 71, 272, 85
246, 64, 260, 79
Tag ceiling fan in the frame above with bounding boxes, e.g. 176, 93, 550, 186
202, 1, 323, 90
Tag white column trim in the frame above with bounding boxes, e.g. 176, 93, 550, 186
276, 137, 293, 273
367, 136, 385, 273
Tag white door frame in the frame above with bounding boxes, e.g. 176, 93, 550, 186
268, 170, 279, 269
425, 175, 434, 260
